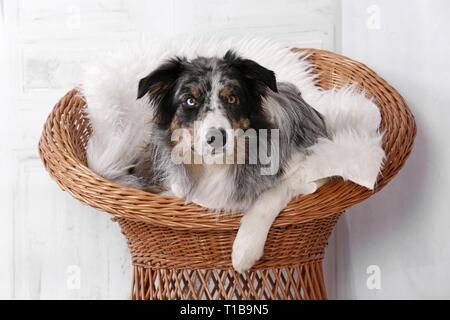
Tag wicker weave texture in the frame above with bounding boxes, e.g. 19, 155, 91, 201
38, 49, 416, 300
131, 262, 328, 300
121, 213, 340, 300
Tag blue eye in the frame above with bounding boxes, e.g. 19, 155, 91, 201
186, 97, 197, 106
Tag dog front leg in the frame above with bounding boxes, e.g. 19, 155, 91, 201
232, 183, 292, 273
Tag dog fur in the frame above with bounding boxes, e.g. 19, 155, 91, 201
82, 38, 385, 272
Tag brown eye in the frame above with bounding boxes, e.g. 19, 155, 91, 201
228, 95, 237, 104
185, 97, 197, 107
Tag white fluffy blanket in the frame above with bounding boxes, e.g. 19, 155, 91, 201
82, 38, 384, 196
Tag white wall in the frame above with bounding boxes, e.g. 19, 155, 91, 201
335, 0, 450, 299
0, 0, 339, 299
6, 0, 448, 301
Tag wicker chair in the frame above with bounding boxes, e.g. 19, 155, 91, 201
38, 49, 416, 300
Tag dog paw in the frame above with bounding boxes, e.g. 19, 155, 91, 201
231, 228, 266, 273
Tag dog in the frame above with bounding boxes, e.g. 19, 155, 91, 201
124, 50, 327, 272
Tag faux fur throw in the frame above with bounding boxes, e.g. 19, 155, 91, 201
82, 38, 384, 198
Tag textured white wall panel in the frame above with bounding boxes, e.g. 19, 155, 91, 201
337, 0, 450, 299
0, 0, 338, 299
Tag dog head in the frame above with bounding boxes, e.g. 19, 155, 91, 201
137, 50, 278, 158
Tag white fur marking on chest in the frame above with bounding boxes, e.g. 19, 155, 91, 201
190, 165, 241, 212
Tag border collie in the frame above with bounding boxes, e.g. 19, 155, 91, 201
127, 50, 327, 272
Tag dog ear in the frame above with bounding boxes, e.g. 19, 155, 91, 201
137, 57, 185, 100
224, 50, 278, 93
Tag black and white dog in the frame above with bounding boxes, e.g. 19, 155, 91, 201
128, 50, 327, 272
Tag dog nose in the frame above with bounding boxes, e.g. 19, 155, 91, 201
206, 127, 227, 147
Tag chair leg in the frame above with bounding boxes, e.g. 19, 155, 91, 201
131, 260, 328, 300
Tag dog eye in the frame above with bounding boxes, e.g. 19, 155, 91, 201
185, 97, 197, 107
227, 95, 237, 104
